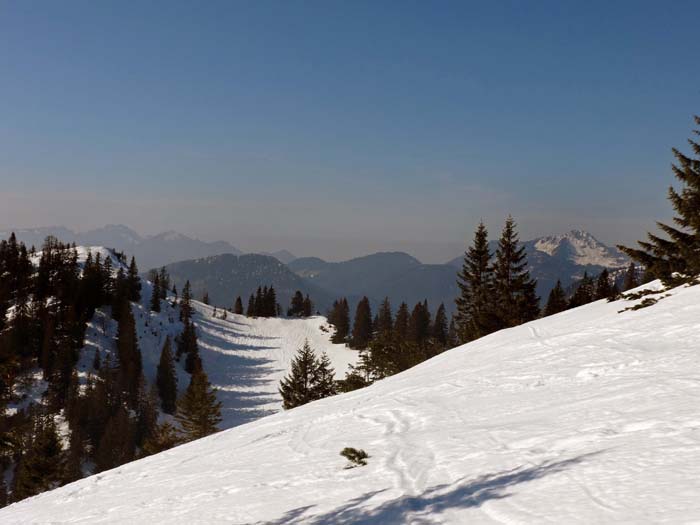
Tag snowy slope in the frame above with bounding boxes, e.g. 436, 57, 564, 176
190, 302, 358, 428
3, 282, 700, 523
28, 246, 358, 429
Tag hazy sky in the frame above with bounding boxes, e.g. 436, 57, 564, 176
1, 0, 699, 262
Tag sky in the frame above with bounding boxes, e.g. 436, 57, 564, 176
1, 0, 699, 263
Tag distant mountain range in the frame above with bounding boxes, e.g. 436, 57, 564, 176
3, 225, 629, 315
448, 229, 629, 300
0, 225, 296, 270
160, 253, 334, 313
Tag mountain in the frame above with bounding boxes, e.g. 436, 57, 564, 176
263, 249, 297, 264
289, 252, 460, 313
449, 230, 629, 301
158, 253, 335, 313
2, 225, 243, 269
5, 280, 699, 523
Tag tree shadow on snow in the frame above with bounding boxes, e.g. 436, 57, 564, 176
263, 451, 602, 525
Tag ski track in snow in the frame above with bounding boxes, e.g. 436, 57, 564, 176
3, 281, 700, 523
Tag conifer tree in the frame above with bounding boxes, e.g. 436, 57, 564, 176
375, 297, 393, 339
544, 280, 568, 316
329, 298, 350, 344
234, 296, 244, 315
180, 281, 193, 322
455, 221, 495, 342
619, 116, 700, 281
278, 341, 320, 409
622, 262, 639, 291
201, 291, 210, 305
492, 217, 539, 328
115, 302, 142, 407
302, 295, 313, 317
394, 302, 409, 342
311, 352, 337, 400
158, 267, 170, 300
95, 407, 135, 473
408, 300, 432, 346
569, 272, 595, 308
432, 303, 448, 347
351, 297, 373, 349
595, 269, 613, 300
288, 291, 305, 317
156, 337, 177, 414
246, 294, 255, 317
142, 421, 181, 456
176, 369, 222, 441
150, 274, 161, 312
127, 257, 141, 302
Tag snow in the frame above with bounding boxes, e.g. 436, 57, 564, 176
533, 230, 628, 267
4, 281, 700, 523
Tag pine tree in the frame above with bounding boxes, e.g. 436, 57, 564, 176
375, 297, 393, 339
234, 296, 244, 315
569, 272, 595, 308
158, 267, 170, 300
595, 269, 613, 300
156, 337, 177, 414
432, 303, 448, 347
622, 262, 639, 291
408, 300, 431, 346
302, 295, 313, 317
311, 352, 337, 400
150, 274, 161, 312
288, 290, 305, 317
492, 217, 539, 328
95, 407, 135, 473
351, 297, 373, 350
176, 368, 222, 441
619, 116, 700, 281
394, 302, 409, 342
329, 298, 350, 344
279, 342, 316, 409
455, 221, 495, 342
127, 257, 141, 302
544, 280, 568, 316
201, 291, 210, 305
180, 281, 193, 322
246, 294, 255, 317
115, 301, 142, 408
142, 421, 181, 456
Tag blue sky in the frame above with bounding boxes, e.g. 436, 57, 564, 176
1, 0, 699, 261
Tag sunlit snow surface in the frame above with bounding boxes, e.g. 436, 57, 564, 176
3, 281, 700, 523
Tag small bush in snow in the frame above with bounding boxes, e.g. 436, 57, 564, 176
340, 447, 369, 468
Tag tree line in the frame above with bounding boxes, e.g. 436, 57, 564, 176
0, 236, 221, 507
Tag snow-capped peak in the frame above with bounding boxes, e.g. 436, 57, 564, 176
533, 230, 627, 267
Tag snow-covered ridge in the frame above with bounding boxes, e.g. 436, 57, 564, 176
4, 281, 699, 523
533, 230, 628, 267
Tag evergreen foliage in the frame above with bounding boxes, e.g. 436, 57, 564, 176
176, 368, 222, 441
279, 341, 337, 409
544, 280, 568, 316
351, 297, 373, 350
156, 337, 177, 414
619, 116, 700, 282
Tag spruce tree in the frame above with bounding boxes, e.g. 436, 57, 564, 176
394, 302, 409, 342
351, 297, 373, 350
311, 352, 337, 400
158, 267, 169, 300
622, 262, 639, 291
302, 295, 313, 317
150, 274, 161, 312
432, 303, 448, 347
180, 281, 193, 322
127, 257, 141, 302
156, 337, 177, 414
142, 421, 181, 456
288, 291, 305, 317
408, 300, 431, 346
569, 272, 595, 308
375, 297, 393, 339
115, 302, 142, 407
95, 407, 135, 473
329, 298, 350, 344
619, 116, 700, 281
544, 280, 568, 316
176, 368, 222, 441
278, 341, 319, 409
492, 217, 539, 328
201, 291, 210, 305
595, 269, 613, 300
455, 221, 495, 342
246, 294, 255, 317
234, 296, 244, 315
